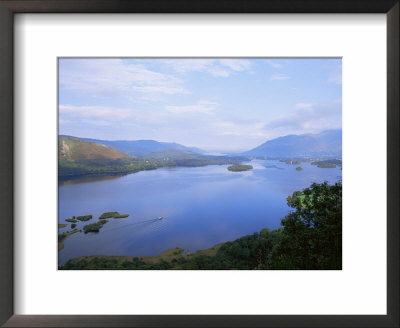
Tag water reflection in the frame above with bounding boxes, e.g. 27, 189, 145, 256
59, 174, 124, 186
58, 160, 342, 265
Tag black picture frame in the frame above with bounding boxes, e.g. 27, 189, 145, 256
0, 1, 398, 327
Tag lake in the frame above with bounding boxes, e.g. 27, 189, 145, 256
58, 160, 342, 266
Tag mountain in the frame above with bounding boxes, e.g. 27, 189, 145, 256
59, 136, 130, 161
59, 136, 162, 178
60, 136, 204, 157
242, 130, 342, 159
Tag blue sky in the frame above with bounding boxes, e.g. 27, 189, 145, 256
59, 58, 341, 152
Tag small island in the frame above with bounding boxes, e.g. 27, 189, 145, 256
227, 164, 253, 172
311, 159, 341, 168
83, 219, 108, 233
296, 166, 303, 171
76, 215, 93, 221
99, 211, 129, 219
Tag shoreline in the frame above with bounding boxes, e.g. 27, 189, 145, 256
59, 242, 225, 269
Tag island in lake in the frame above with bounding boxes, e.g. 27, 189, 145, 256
227, 164, 253, 172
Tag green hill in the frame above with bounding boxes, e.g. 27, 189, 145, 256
59, 136, 130, 161
59, 137, 160, 178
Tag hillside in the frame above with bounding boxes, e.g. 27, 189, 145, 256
58, 136, 246, 178
59, 136, 160, 178
144, 149, 246, 167
59, 136, 130, 161
242, 130, 342, 159
62, 136, 204, 157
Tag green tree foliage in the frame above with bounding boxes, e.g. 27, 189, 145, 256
275, 181, 342, 269
61, 257, 173, 270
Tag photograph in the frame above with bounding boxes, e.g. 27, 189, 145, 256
57, 58, 342, 270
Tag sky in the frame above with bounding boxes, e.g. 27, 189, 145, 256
58, 58, 342, 152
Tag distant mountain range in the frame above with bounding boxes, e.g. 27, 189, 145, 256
58, 130, 342, 178
241, 130, 342, 159
59, 135, 204, 157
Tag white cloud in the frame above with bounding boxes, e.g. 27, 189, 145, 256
264, 102, 342, 134
164, 59, 252, 77
164, 59, 211, 73
165, 100, 218, 114
219, 59, 252, 71
211, 120, 268, 139
131, 86, 187, 94
59, 104, 134, 121
266, 60, 283, 69
59, 59, 187, 98
209, 69, 231, 77
270, 73, 290, 80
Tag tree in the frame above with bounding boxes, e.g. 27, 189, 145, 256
276, 181, 342, 269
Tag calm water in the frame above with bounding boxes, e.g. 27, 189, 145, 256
58, 160, 342, 265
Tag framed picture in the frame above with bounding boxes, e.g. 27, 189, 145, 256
57, 56, 343, 271
0, 0, 398, 327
